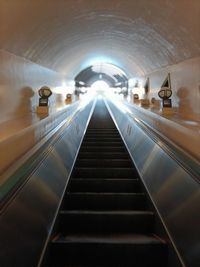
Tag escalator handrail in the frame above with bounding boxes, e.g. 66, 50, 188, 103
131, 115, 200, 182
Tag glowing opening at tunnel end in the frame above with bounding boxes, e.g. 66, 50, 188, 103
90, 80, 110, 96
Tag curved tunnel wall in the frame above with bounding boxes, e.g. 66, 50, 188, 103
1, 0, 200, 76
0, 50, 66, 125
0, 0, 200, 172
1, 0, 200, 118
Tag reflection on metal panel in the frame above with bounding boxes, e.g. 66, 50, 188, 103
107, 99, 200, 267
0, 100, 88, 200
0, 100, 94, 267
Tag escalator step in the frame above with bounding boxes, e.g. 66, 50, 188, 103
72, 167, 137, 179
86, 131, 118, 135
47, 234, 167, 266
68, 178, 140, 192
85, 131, 120, 138
82, 141, 124, 147
78, 152, 129, 159
41, 99, 168, 267
83, 137, 122, 141
86, 128, 118, 131
58, 210, 154, 234
76, 159, 132, 168
63, 192, 147, 210
79, 146, 127, 153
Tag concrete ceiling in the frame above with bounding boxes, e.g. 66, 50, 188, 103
1, 0, 200, 79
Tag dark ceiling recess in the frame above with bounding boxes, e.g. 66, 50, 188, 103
74, 64, 128, 89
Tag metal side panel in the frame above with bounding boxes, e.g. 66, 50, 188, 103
107, 99, 200, 267
0, 100, 94, 267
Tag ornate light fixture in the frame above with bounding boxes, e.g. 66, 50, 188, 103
38, 86, 52, 106
158, 74, 172, 108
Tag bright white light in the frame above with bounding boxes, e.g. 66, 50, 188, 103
79, 81, 85, 85
82, 55, 119, 70
53, 80, 74, 95
90, 80, 110, 95
128, 78, 135, 87
62, 81, 66, 87
69, 80, 75, 87
83, 80, 111, 98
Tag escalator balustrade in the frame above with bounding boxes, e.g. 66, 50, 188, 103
42, 99, 168, 267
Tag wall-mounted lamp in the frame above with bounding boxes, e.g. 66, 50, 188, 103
65, 93, 72, 104
37, 86, 52, 114
158, 73, 173, 114
158, 73, 172, 108
38, 86, 52, 106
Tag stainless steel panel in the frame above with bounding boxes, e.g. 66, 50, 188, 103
107, 99, 200, 267
0, 100, 94, 267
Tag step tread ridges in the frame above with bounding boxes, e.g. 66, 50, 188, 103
42, 100, 168, 267
53, 233, 165, 245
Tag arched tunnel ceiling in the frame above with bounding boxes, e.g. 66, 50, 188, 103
75, 64, 128, 87
1, 0, 200, 79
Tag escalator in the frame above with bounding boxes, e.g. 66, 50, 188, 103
41, 98, 168, 266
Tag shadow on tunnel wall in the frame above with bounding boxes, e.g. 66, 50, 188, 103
0, 86, 37, 140
0, 87, 37, 177
13, 86, 35, 118
176, 87, 195, 120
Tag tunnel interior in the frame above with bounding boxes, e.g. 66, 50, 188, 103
1, 0, 200, 123
1, 0, 200, 194
0, 2, 200, 266
74, 63, 129, 95
2, 0, 200, 77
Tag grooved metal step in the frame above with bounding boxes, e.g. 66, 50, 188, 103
58, 210, 154, 234
85, 133, 120, 138
79, 146, 127, 153
64, 192, 147, 210
78, 152, 129, 159
86, 128, 118, 131
82, 141, 124, 147
72, 167, 137, 179
76, 158, 132, 168
83, 137, 122, 142
86, 131, 119, 135
68, 178, 140, 192
41, 99, 168, 267
48, 234, 167, 266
